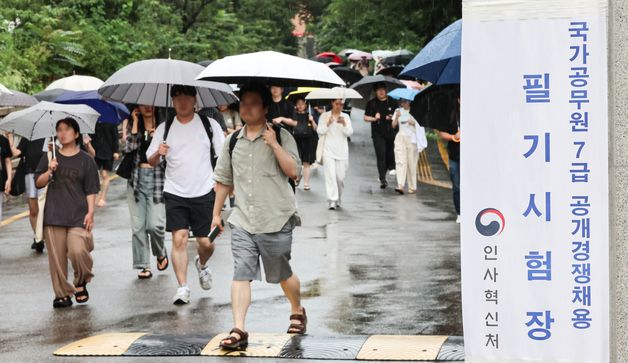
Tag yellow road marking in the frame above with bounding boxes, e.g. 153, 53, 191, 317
54, 333, 146, 356
356, 335, 449, 361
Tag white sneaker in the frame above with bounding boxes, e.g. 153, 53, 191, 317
328, 201, 337, 210
456, 215, 461, 224
389, 170, 397, 176
195, 255, 213, 291
173, 286, 190, 305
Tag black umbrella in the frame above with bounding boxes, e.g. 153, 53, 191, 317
375, 65, 405, 78
332, 66, 363, 87
349, 75, 405, 109
198, 60, 214, 67
410, 84, 459, 130
381, 53, 415, 67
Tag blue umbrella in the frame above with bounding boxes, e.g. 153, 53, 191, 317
400, 19, 461, 85
388, 87, 421, 101
55, 90, 129, 124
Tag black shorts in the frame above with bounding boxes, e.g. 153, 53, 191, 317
164, 190, 215, 237
95, 158, 113, 171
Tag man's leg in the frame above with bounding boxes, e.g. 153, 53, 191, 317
196, 236, 214, 266
98, 169, 110, 207
372, 136, 387, 184
386, 137, 396, 172
171, 229, 189, 286
449, 160, 461, 216
231, 280, 252, 331
280, 274, 304, 317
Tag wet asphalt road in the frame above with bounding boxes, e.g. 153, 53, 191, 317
0, 110, 462, 362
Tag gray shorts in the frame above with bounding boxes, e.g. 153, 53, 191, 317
230, 219, 295, 283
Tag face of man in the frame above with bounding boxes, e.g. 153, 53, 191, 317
270, 86, 284, 99
56, 122, 79, 146
172, 93, 196, 118
239, 92, 267, 125
376, 87, 387, 100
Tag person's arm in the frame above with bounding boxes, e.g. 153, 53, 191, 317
82, 135, 97, 157
263, 126, 298, 180
341, 114, 354, 137
392, 109, 401, 128
211, 182, 232, 237
112, 124, 120, 160
438, 130, 460, 143
309, 114, 318, 131
363, 103, 380, 123
35, 157, 56, 189
317, 113, 330, 135
3, 156, 12, 194
6, 132, 21, 157
211, 137, 235, 236
83, 194, 96, 231
146, 125, 167, 167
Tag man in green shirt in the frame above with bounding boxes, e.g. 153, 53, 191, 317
212, 83, 306, 351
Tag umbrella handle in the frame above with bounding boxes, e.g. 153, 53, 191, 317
52, 136, 56, 159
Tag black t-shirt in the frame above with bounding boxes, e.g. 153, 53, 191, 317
293, 112, 315, 138
365, 98, 399, 138
444, 108, 460, 162
267, 99, 297, 133
17, 138, 45, 174
35, 150, 100, 228
90, 122, 119, 160
0, 135, 11, 187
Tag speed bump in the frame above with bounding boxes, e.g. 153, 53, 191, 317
54, 333, 147, 356
201, 332, 293, 357
356, 335, 449, 361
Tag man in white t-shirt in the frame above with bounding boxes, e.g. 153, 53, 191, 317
147, 85, 225, 304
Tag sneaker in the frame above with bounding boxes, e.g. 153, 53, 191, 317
389, 170, 397, 176
380, 180, 388, 189
456, 215, 461, 224
195, 255, 213, 291
328, 202, 337, 210
173, 286, 190, 305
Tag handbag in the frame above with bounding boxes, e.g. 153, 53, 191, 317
9, 157, 26, 196
315, 135, 326, 165
115, 150, 136, 179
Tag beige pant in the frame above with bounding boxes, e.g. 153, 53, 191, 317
323, 155, 348, 203
44, 226, 94, 298
394, 133, 419, 191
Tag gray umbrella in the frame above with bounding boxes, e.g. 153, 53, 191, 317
98, 58, 238, 108
349, 75, 405, 109
0, 89, 38, 108
34, 88, 66, 102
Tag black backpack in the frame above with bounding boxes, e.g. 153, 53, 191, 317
229, 125, 296, 193
163, 114, 218, 169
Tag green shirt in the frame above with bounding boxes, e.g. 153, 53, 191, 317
214, 125, 302, 234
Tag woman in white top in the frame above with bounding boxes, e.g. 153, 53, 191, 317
392, 98, 420, 194
317, 99, 354, 210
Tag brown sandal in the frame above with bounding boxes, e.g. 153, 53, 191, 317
287, 307, 307, 334
219, 328, 249, 351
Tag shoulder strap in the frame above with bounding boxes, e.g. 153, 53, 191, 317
229, 129, 241, 157
198, 114, 218, 169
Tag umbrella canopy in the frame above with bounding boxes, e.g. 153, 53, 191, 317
196, 51, 345, 88
400, 19, 461, 84
349, 75, 405, 109
0, 89, 38, 108
338, 49, 363, 57
198, 60, 214, 67
0, 83, 13, 95
55, 90, 129, 125
34, 88, 67, 102
388, 87, 421, 101
98, 58, 238, 108
316, 52, 343, 64
45, 75, 104, 91
410, 84, 459, 129
0, 101, 100, 140
332, 66, 363, 87
381, 51, 415, 66
375, 65, 405, 78
306, 87, 362, 100
348, 51, 373, 61
285, 87, 319, 103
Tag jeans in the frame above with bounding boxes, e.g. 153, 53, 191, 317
127, 168, 167, 269
449, 160, 460, 215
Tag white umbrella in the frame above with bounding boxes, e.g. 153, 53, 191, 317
0, 83, 13, 95
305, 87, 363, 100
0, 101, 99, 158
98, 58, 238, 108
45, 75, 104, 91
196, 51, 345, 88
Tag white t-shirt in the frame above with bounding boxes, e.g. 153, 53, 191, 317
395, 108, 417, 142
316, 111, 354, 160
146, 114, 225, 198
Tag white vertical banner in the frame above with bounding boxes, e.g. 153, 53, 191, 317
461, 1, 609, 362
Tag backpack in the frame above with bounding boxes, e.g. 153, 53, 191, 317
229, 125, 296, 193
163, 114, 218, 169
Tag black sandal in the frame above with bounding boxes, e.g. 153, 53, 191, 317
138, 268, 153, 279
157, 255, 169, 271
219, 328, 249, 351
75, 283, 89, 303
287, 307, 307, 334
53, 296, 73, 308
